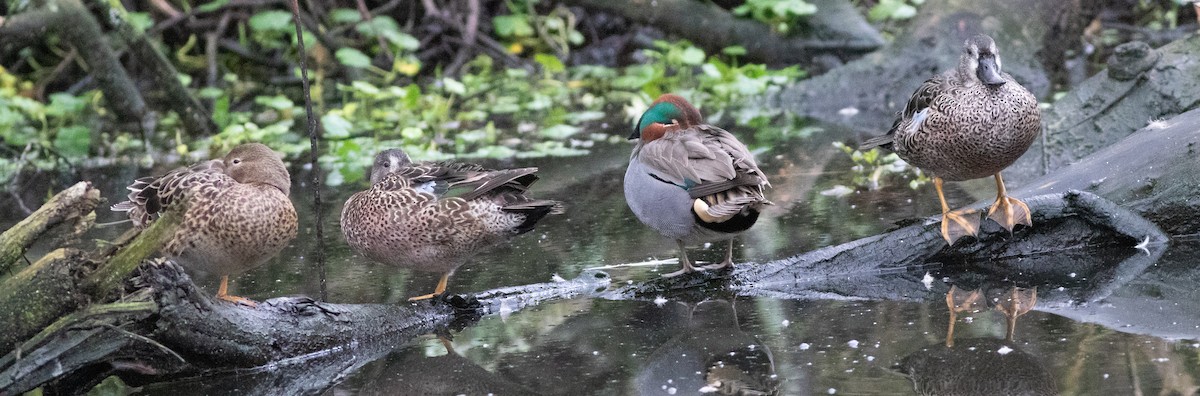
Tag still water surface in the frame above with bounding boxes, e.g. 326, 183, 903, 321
30, 125, 1198, 395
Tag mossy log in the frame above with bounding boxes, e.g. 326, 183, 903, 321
0, 189, 179, 355
0, 181, 99, 274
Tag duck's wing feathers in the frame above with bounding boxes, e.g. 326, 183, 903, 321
860, 74, 949, 150
375, 162, 540, 201
111, 159, 230, 227
637, 125, 769, 199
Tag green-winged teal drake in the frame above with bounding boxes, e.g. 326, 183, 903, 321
340, 149, 563, 301
112, 143, 298, 306
861, 34, 1041, 244
624, 94, 771, 277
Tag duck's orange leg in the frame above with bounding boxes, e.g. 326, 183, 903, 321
216, 275, 258, 307
986, 173, 1033, 232
409, 272, 452, 301
935, 177, 980, 244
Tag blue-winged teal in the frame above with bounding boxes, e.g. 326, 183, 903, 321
624, 94, 771, 277
861, 34, 1042, 244
340, 149, 563, 301
112, 143, 298, 306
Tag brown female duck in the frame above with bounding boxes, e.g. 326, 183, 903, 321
112, 143, 298, 306
861, 34, 1042, 244
340, 149, 563, 300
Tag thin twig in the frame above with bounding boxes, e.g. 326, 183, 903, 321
288, 0, 326, 301
34, 48, 78, 101
205, 12, 233, 89
101, 323, 187, 363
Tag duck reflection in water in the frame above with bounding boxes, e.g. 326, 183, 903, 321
635, 299, 779, 396
357, 339, 538, 395
896, 285, 1055, 396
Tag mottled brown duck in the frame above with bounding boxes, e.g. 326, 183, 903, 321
861, 34, 1042, 244
340, 149, 563, 301
112, 143, 298, 306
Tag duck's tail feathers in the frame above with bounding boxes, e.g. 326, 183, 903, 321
858, 134, 894, 151
503, 199, 564, 234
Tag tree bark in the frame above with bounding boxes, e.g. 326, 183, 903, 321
1006, 35, 1200, 182
561, 0, 884, 66
0, 181, 98, 274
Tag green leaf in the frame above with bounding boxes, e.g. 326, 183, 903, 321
45, 93, 86, 118
53, 126, 91, 158
400, 127, 423, 140
126, 12, 154, 32
493, 15, 533, 37
891, 3, 917, 19
540, 124, 580, 139
680, 46, 706, 65
197, 0, 231, 13
612, 65, 656, 89
335, 48, 373, 68
442, 78, 466, 95
722, 46, 747, 56
322, 114, 353, 138
349, 81, 381, 96
329, 8, 362, 24
534, 53, 566, 74
248, 10, 294, 32
255, 95, 295, 111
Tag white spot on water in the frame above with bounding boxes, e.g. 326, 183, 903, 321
799, 343, 811, 350
820, 185, 854, 198
1135, 235, 1152, 255
997, 346, 1014, 355
848, 340, 859, 348
921, 272, 934, 289
654, 296, 668, 307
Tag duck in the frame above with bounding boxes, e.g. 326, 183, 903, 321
624, 94, 771, 277
112, 143, 298, 306
860, 34, 1042, 245
340, 149, 563, 301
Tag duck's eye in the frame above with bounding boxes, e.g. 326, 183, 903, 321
232, 158, 242, 165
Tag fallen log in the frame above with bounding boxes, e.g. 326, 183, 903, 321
1007, 35, 1200, 181
562, 0, 884, 66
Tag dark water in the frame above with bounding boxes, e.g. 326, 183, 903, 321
15, 124, 1200, 395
